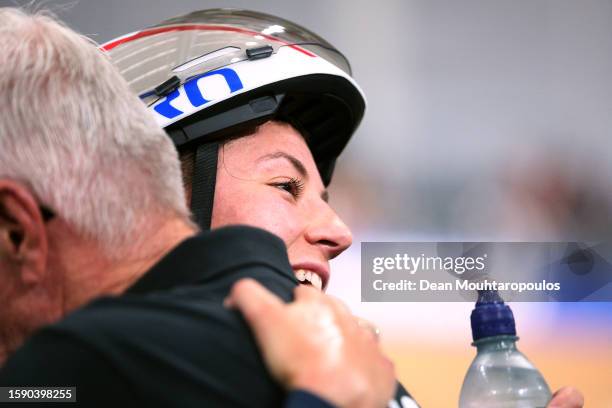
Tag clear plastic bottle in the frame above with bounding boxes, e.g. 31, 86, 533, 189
459, 291, 552, 408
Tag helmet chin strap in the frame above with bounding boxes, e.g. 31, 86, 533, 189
190, 142, 219, 229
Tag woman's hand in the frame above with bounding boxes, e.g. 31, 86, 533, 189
547, 386, 584, 408
226, 278, 396, 408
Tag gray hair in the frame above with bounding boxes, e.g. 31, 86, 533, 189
0, 8, 191, 255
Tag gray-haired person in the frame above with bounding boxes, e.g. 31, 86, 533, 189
0, 8, 396, 407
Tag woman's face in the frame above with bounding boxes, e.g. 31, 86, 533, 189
210, 121, 353, 291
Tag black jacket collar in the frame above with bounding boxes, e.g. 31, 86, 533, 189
126, 225, 296, 295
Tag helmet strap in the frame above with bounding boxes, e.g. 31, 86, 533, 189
190, 142, 219, 229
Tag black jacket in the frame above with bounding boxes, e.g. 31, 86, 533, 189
0, 226, 417, 407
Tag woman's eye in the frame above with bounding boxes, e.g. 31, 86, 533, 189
271, 178, 305, 199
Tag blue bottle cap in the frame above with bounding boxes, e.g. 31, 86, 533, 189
470, 290, 516, 341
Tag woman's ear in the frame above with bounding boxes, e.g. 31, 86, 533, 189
0, 180, 49, 285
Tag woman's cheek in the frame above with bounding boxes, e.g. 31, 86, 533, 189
252, 198, 303, 246
214, 192, 296, 243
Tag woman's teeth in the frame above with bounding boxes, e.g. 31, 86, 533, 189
294, 269, 323, 290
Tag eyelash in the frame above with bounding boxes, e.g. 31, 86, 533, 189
271, 177, 305, 199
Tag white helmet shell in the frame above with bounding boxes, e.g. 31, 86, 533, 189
102, 9, 366, 186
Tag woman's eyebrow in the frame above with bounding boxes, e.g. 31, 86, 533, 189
256, 151, 308, 179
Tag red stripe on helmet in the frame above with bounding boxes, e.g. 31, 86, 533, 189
100, 24, 316, 57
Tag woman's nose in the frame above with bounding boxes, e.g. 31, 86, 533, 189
304, 205, 353, 260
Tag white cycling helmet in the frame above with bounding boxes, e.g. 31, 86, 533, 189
102, 9, 366, 228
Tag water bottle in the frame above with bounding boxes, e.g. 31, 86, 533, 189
459, 290, 552, 407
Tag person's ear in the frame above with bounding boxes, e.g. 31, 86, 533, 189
0, 180, 49, 285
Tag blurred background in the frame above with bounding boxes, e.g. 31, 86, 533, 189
4, 0, 611, 405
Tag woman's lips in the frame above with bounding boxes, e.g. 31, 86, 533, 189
291, 263, 329, 291
294, 269, 323, 290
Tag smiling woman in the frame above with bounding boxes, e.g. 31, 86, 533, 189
209, 120, 351, 292
103, 8, 420, 406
